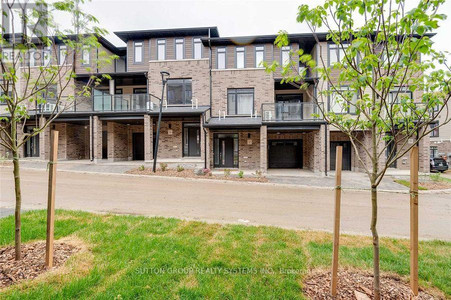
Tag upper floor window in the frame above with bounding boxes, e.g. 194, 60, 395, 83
329, 86, 357, 114
430, 123, 439, 137
175, 38, 184, 60
217, 47, 226, 69
329, 43, 349, 65
167, 79, 192, 105
388, 87, 412, 104
255, 45, 264, 67
227, 88, 254, 115
281, 46, 290, 66
134, 41, 143, 63
430, 146, 438, 158
43, 47, 52, 66
58, 45, 67, 65
236, 47, 245, 69
157, 39, 166, 60
193, 37, 202, 59
29, 49, 38, 67
81, 46, 90, 66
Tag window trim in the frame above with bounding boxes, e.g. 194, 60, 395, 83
430, 123, 439, 137
157, 39, 166, 61
216, 47, 226, 69
43, 46, 52, 66
328, 42, 350, 66
327, 85, 358, 115
166, 78, 192, 105
58, 44, 67, 65
255, 45, 265, 68
81, 46, 90, 66
133, 40, 144, 64
235, 46, 245, 69
280, 45, 291, 67
193, 37, 203, 59
175, 38, 185, 60
227, 88, 255, 116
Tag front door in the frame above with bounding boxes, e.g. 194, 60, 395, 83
330, 141, 352, 171
132, 132, 144, 160
183, 124, 200, 157
214, 133, 238, 168
102, 131, 108, 159
24, 130, 39, 157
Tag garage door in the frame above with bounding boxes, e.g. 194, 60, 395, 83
268, 139, 303, 168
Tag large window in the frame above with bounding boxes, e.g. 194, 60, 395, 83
329, 86, 357, 114
281, 46, 291, 66
217, 47, 226, 69
58, 45, 67, 65
81, 46, 90, 65
175, 38, 184, 60
388, 87, 412, 104
430, 123, 439, 137
227, 88, 254, 115
157, 39, 166, 60
329, 43, 349, 65
167, 79, 192, 105
255, 45, 264, 67
134, 41, 143, 63
43, 47, 52, 66
193, 37, 202, 59
236, 47, 245, 68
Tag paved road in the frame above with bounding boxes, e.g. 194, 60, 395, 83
1, 167, 450, 240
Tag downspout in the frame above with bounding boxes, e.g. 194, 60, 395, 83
203, 122, 207, 169
208, 29, 212, 110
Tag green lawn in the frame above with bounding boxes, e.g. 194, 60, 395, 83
394, 179, 428, 190
0, 210, 450, 299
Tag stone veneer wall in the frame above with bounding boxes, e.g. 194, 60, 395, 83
238, 130, 260, 170
156, 121, 183, 159
107, 122, 128, 161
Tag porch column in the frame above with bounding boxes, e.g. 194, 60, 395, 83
144, 114, 153, 162
92, 115, 102, 162
419, 134, 430, 173
39, 116, 50, 160
260, 125, 268, 172
200, 115, 205, 162
205, 128, 211, 169
314, 124, 327, 174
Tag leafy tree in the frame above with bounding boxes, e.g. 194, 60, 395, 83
266, 0, 450, 298
0, 0, 115, 260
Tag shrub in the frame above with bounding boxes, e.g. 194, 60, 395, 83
224, 169, 231, 177
160, 163, 168, 171
255, 170, 263, 178
202, 168, 211, 176
238, 170, 244, 178
138, 165, 145, 171
177, 165, 184, 172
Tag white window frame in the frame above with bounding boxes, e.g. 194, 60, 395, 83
329, 43, 350, 65
81, 46, 90, 66
134, 41, 143, 63
217, 47, 226, 69
329, 86, 357, 114
58, 45, 67, 65
255, 45, 264, 68
43, 46, 52, 66
193, 37, 202, 59
281, 46, 291, 67
157, 39, 166, 61
175, 38, 184, 60
236, 46, 245, 69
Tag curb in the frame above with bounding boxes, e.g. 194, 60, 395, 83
3, 165, 451, 194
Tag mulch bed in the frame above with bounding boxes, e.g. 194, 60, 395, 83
0, 241, 79, 288
127, 168, 268, 183
419, 181, 451, 190
302, 269, 441, 299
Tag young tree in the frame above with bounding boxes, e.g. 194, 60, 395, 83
267, 0, 450, 298
0, 0, 114, 260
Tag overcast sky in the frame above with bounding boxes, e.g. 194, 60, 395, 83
80, 0, 450, 59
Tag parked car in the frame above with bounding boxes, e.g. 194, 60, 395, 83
430, 157, 449, 173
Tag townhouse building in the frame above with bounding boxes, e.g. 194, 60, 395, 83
1, 26, 436, 173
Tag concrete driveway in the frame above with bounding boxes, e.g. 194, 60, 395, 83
0, 167, 450, 240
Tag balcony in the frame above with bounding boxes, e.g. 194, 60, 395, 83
261, 102, 322, 122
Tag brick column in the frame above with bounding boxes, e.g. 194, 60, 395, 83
144, 115, 153, 162
313, 124, 327, 174
92, 116, 102, 162
39, 116, 50, 160
200, 115, 205, 161
419, 134, 430, 173
205, 128, 211, 169
260, 125, 267, 172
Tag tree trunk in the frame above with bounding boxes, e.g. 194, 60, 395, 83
11, 118, 22, 260
370, 182, 380, 299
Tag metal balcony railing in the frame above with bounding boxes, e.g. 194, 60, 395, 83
261, 102, 322, 122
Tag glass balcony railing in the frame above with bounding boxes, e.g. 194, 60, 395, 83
262, 102, 323, 122
93, 94, 158, 112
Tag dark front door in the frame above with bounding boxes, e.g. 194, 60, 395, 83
183, 124, 200, 157
132, 132, 144, 160
214, 133, 238, 168
330, 141, 352, 171
24, 133, 39, 157
102, 131, 108, 159
268, 139, 303, 168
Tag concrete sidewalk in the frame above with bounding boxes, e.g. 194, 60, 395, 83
2, 159, 421, 192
